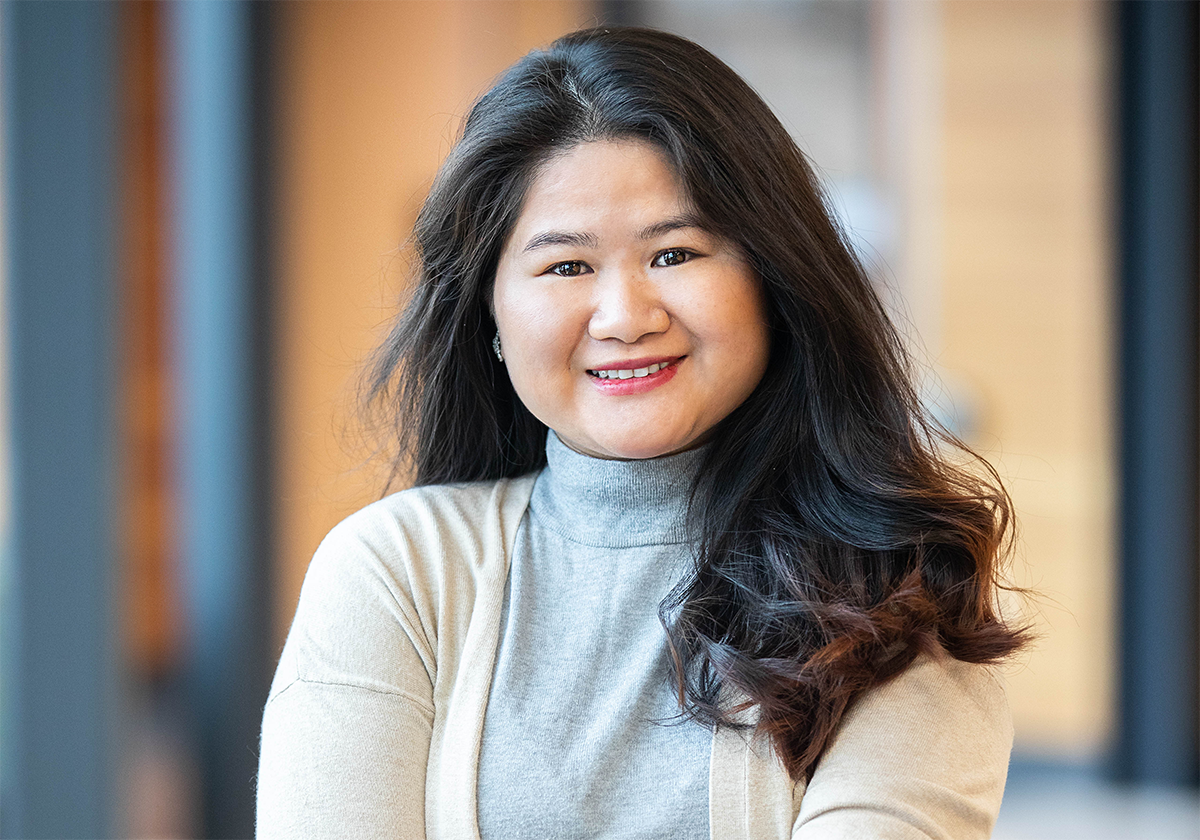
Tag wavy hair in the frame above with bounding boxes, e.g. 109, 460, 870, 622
365, 26, 1027, 780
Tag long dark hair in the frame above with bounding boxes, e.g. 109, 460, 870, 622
366, 26, 1027, 780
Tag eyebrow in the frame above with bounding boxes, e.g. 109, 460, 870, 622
637, 213, 706, 240
520, 213, 708, 254
522, 230, 600, 252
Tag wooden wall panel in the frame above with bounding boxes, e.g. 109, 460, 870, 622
119, 0, 179, 677
940, 0, 1114, 757
273, 1, 593, 645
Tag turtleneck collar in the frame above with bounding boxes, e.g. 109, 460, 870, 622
528, 430, 704, 548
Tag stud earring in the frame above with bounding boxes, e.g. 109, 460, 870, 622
492, 331, 504, 362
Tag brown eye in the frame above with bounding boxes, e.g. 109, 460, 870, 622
653, 249, 691, 267
549, 261, 587, 277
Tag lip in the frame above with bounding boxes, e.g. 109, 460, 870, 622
586, 355, 683, 396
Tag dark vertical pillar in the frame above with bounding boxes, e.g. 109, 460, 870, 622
165, 2, 274, 836
1115, 0, 1200, 787
0, 2, 120, 838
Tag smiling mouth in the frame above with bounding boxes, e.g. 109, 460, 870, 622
586, 359, 679, 380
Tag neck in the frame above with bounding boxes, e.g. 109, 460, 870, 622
529, 430, 704, 548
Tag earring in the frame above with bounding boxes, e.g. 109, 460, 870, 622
492, 330, 504, 362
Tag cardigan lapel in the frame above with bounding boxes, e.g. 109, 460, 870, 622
427, 475, 538, 840
708, 698, 806, 840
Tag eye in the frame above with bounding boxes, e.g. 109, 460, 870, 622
547, 260, 589, 278
652, 248, 693, 268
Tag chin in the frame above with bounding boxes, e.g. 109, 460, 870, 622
590, 432, 700, 461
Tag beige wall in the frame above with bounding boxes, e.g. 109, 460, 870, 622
938, 0, 1114, 758
273, 1, 594, 646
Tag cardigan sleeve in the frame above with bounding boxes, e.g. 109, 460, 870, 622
256, 506, 437, 840
791, 653, 1013, 840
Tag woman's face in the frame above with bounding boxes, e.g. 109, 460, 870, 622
492, 139, 770, 460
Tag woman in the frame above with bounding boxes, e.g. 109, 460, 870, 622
257, 26, 1026, 839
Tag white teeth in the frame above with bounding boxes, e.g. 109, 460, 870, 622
593, 362, 667, 379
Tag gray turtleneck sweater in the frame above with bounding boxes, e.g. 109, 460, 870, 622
477, 432, 712, 839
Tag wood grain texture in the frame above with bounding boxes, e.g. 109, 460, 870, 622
939, 0, 1114, 756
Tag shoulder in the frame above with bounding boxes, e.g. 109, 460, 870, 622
279, 475, 537, 685
794, 652, 1013, 838
305, 473, 538, 619
824, 651, 1012, 772
321, 473, 539, 566
857, 650, 1010, 723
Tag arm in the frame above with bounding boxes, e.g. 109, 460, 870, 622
256, 511, 437, 839
792, 653, 1013, 840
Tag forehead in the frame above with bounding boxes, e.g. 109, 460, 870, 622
510, 139, 692, 235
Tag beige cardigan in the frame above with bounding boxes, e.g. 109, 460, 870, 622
257, 475, 1013, 840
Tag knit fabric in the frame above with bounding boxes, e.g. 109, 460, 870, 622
477, 432, 711, 839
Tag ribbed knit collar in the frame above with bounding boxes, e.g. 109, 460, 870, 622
528, 431, 703, 548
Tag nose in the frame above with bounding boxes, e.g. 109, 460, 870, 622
587, 269, 669, 344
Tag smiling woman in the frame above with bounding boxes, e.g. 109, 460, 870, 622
257, 26, 1027, 840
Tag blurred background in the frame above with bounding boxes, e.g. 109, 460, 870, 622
0, 1, 1196, 837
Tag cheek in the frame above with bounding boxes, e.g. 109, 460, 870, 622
687, 281, 770, 365
497, 293, 573, 361
494, 282, 589, 418
736, 299, 772, 383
